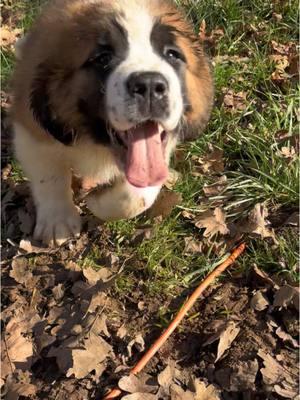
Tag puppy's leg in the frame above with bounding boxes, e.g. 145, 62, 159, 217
14, 124, 81, 245
86, 179, 161, 221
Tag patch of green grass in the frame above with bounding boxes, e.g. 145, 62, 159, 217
1, 49, 15, 89
240, 228, 299, 282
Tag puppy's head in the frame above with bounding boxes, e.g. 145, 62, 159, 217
14, 0, 213, 188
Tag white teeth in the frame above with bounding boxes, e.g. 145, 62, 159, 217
158, 124, 164, 134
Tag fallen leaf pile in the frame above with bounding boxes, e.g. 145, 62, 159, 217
115, 367, 221, 400
2, 213, 299, 400
181, 201, 279, 253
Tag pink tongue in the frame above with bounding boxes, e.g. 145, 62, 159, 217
125, 121, 168, 188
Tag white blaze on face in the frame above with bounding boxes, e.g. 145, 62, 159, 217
105, 2, 183, 131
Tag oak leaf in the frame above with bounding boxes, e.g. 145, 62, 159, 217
239, 203, 276, 240
66, 333, 113, 379
195, 208, 229, 238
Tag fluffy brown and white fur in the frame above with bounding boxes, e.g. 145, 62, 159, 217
12, 0, 213, 245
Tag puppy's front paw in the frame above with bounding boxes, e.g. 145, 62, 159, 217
34, 205, 81, 246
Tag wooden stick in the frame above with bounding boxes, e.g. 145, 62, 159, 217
102, 243, 246, 399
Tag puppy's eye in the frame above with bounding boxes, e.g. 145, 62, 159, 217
93, 50, 113, 66
165, 47, 185, 63
84, 45, 114, 68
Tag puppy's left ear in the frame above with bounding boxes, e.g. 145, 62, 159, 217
182, 65, 214, 141
30, 63, 76, 145
178, 33, 214, 141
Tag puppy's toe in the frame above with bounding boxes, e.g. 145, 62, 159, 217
34, 206, 81, 246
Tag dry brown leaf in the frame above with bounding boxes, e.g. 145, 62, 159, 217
198, 22, 224, 46
269, 41, 298, 83
83, 267, 112, 286
0, 90, 12, 110
274, 385, 299, 399
118, 374, 157, 394
230, 360, 259, 391
66, 333, 113, 379
271, 40, 296, 56
223, 89, 247, 111
91, 314, 110, 337
170, 383, 194, 400
157, 363, 177, 392
52, 283, 65, 301
273, 285, 299, 310
239, 203, 276, 240
284, 212, 299, 226
275, 326, 299, 348
4, 370, 37, 400
203, 176, 227, 197
213, 55, 251, 65
216, 321, 240, 361
203, 321, 240, 361
183, 236, 203, 255
250, 290, 270, 311
121, 394, 157, 400
127, 334, 145, 358
117, 325, 128, 339
131, 227, 153, 245
147, 190, 182, 218
258, 350, 298, 398
277, 145, 297, 161
195, 146, 224, 174
18, 239, 56, 255
251, 264, 279, 289
0, 26, 23, 47
193, 378, 221, 399
195, 207, 229, 238
272, 12, 283, 21
2, 323, 35, 376
198, 19, 206, 42
164, 168, 181, 189
9, 257, 34, 287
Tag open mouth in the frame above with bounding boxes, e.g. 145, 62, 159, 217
109, 121, 169, 188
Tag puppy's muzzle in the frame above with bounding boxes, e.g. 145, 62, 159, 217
126, 71, 169, 120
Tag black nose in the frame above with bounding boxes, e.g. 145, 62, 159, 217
127, 72, 168, 100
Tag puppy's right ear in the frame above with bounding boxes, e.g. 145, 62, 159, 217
30, 63, 76, 145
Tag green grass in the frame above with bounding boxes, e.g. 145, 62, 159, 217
1, 0, 45, 89
1, 0, 299, 298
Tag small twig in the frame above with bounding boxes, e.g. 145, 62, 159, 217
101, 243, 246, 399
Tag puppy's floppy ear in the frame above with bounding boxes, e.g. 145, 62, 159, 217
180, 65, 214, 142
30, 63, 76, 145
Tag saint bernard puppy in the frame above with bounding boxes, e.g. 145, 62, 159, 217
12, 0, 214, 245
